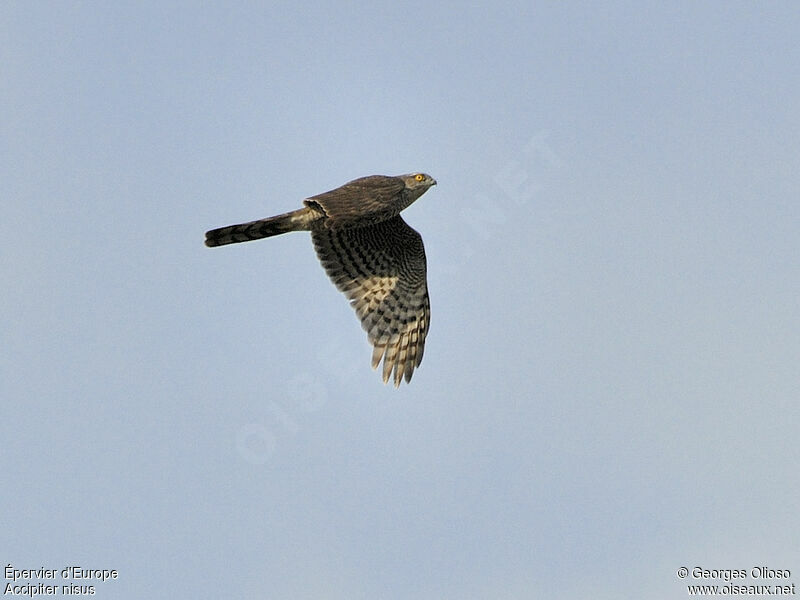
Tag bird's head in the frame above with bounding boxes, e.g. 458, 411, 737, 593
402, 172, 437, 190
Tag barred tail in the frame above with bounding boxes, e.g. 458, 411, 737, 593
205, 207, 319, 247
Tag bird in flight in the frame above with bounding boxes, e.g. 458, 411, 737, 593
205, 173, 437, 387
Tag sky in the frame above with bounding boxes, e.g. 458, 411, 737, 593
3, 2, 799, 598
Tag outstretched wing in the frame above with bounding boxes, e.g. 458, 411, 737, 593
311, 215, 430, 386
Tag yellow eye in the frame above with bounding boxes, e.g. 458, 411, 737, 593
414, 174, 424, 182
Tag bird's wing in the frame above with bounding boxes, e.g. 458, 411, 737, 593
311, 215, 430, 386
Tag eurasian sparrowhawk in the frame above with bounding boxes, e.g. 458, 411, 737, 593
205, 173, 436, 386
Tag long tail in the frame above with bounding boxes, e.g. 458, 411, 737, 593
205, 206, 319, 247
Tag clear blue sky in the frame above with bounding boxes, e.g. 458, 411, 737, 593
3, 2, 799, 598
